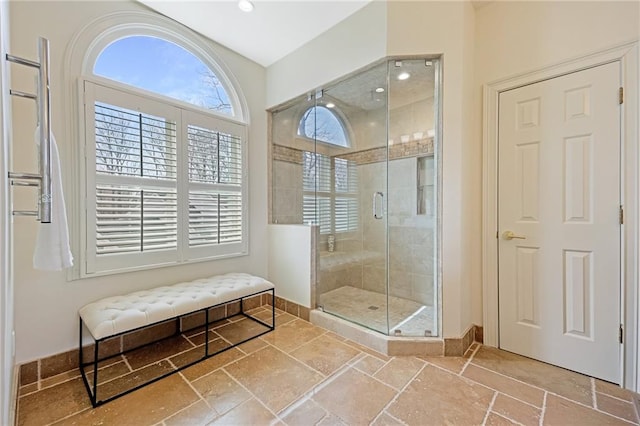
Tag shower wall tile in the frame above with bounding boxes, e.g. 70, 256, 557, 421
411, 273, 434, 306
339, 139, 434, 166
388, 269, 412, 300
388, 158, 415, 188
272, 160, 303, 224
333, 238, 363, 253
272, 144, 303, 165
363, 266, 386, 294
412, 226, 433, 245
412, 246, 434, 276
273, 160, 302, 187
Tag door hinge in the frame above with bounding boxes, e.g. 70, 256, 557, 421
496, 231, 499, 239
619, 205, 624, 225
619, 87, 624, 104
619, 324, 624, 344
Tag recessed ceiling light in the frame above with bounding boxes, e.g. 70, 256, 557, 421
326, 102, 335, 108
238, 0, 254, 12
397, 72, 410, 81
375, 87, 385, 93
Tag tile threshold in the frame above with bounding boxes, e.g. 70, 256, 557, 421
310, 309, 444, 356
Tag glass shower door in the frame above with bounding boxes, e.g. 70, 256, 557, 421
315, 62, 390, 334
386, 59, 439, 337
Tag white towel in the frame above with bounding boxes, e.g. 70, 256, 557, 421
33, 128, 73, 270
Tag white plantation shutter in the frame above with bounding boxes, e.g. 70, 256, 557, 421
334, 197, 358, 233
84, 82, 247, 275
303, 152, 332, 233
303, 195, 331, 234
334, 158, 358, 233
95, 186, 177, 254
188, 191, 219, 247
95, 103, 177, 179
302, 152, 358, 234
184, 111, 246, 260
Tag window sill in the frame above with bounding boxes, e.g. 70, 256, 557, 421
75, 249, 249, 280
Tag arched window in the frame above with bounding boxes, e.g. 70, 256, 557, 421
94, 36, 233, 115
298, 106, 357, 234
77, 22, 248, 276
298, 106, 349, 147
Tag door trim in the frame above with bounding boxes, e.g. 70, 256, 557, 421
482, 41, 639, 389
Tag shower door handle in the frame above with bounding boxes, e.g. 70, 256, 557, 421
373, 192, 384, 219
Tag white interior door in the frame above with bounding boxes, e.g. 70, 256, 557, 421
498, 62, 621, 383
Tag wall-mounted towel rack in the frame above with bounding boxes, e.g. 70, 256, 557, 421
6, 37, 51, 223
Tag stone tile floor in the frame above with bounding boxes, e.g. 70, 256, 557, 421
16, 306, 639, 425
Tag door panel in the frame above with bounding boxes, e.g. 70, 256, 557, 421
498, 62, 621, 382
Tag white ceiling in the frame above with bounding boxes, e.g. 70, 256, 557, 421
139, 0, 373, 67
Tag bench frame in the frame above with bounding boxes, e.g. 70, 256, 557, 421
79, 287, 275, 407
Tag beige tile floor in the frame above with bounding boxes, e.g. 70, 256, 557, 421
16, 306, 639, 426
319, 286, 434, 336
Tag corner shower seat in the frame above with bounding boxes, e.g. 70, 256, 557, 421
78, 272, 275, 407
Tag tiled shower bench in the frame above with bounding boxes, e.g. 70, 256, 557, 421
78, 273, 275, 407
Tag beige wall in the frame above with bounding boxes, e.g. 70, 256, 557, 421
475, 1, 639, 85
9, 1, 268, 363
266, 1, 387, 108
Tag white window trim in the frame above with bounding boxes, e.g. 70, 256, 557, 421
82, 79, 248, 277
63, 10, 250, 279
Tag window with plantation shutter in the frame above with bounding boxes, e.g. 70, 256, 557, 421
83, 81, 247, 275
186, 118, 244, 257
303, 152, 331, 233
302, 152, 358, 235
334, 158, 358, 233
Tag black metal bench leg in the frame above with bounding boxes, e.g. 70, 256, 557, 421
79, 320, 83, 371
205, 308, 210, 357
92, 339, 99, 406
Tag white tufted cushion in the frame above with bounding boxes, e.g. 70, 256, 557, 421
79, 273, 274, 340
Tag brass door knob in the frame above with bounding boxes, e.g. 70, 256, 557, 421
502, 230, 526, 240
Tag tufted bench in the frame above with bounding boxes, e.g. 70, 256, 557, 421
78, 273, 275, 407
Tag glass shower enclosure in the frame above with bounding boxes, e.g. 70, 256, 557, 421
271, 58, 440, 337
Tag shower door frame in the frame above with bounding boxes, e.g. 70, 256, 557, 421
314, 56, 443, 339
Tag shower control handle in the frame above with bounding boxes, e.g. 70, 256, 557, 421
373, 192, 384, 219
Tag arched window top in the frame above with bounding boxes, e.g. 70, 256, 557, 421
94, 35, 233, 115
298, 106, 349, 147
